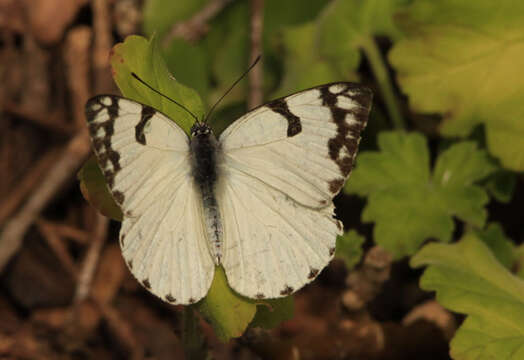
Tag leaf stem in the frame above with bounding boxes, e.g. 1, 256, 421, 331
361, 37, 405, 129
182, 307, 206, 359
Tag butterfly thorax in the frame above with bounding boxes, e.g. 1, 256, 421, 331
190, 122, 223, 264
190, 123, 218, 185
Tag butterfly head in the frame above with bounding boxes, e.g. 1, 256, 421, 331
190, 122, 213, 138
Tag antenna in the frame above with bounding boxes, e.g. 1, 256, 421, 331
204, 55, 261, 123
131, 73, 199, 123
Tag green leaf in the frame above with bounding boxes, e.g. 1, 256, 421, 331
317, 0, 408, 76
205, 0, 249, 109
163, 39, 210, 103
251, 297, 294, 330
271, 22, 344, 99
411, 234, 524, 360
142, 0, 208, 38
485, 95, 524, 171
335, 230, 364, 270
389, 0, 524, 170
206, 0, 330, 111
516, 245, 524, 280
110, 35, 205, 135
484, 171, 517, 203
196, 267, 257, 342
142, 0, 211, 102
78, 156, 122, 221
474, 223, 516, 269
346, 131, 497, 258
433, 142, 497, 187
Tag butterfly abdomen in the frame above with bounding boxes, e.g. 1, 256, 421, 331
190, 123, 223, 263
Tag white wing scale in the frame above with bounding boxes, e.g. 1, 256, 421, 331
86, 96, 214, 304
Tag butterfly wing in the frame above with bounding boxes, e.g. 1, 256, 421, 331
217, 83, 372, 298
86, 96, 214, 304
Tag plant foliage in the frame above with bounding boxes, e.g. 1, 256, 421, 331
78, 0, 523, 354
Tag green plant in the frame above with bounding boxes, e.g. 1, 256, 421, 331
80, 0, 524, 357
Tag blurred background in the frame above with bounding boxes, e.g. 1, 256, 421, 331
1, 0, 523, 359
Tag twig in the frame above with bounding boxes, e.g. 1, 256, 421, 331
162, 0, 234, 46
342, 246, 392, 313
0, 147, 60, 227
44, 221, 90, 245
0, 26, 93, 273
74, 212, 109, 303
360, 38, 405, 129
21, 34, 49, 114
66, 245, 126, 345
64, 26, 92, 129
37, 218, 78, 279
69, 245, 135, 356
0, 131, 91, 273
3, 103, 72, 134
247, 0, 264, 109
98, 301, 144, 360
92, 0, 114, 93
182, 307, 207, 360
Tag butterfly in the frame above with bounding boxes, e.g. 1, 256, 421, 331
85, 82, 372, 304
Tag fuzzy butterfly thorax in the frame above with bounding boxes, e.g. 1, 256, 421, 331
190, 122, 219, 187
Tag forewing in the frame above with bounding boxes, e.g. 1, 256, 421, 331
85, 95, 214, 304
216, 166, 340, 299
219, 83, 373, 208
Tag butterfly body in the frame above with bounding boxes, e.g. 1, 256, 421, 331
190, 122, 223, 263
85, 82, 372, 304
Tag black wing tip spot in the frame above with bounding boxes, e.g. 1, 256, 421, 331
108, 149, 121, 171
329, 82, 373, 99
328, 178, 345, 194
142, 279, 151, 289
348, 86, 374, 107
255, 293, 266, 299
339, 156, 354, 176
308, 268, 319, 280
166, 294, 176, 303
329, 247, 336, 257
113, 190, 125, 205
92, 138, 104, 152
320, 83, 372, 180
86, 95, 109, 108
135, 105, 157, 145
267, 99, 302, 137
127, 260, 133, 269
85, 106, 102, 122
188, 298, 196, 304
86, 99, 122, 189
105, 170, 115, 188
280, 285, 294, 296
287, 121, 302, 137
142, 104, 156, 116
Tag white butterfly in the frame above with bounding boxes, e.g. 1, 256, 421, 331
85, 83, 372, 304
